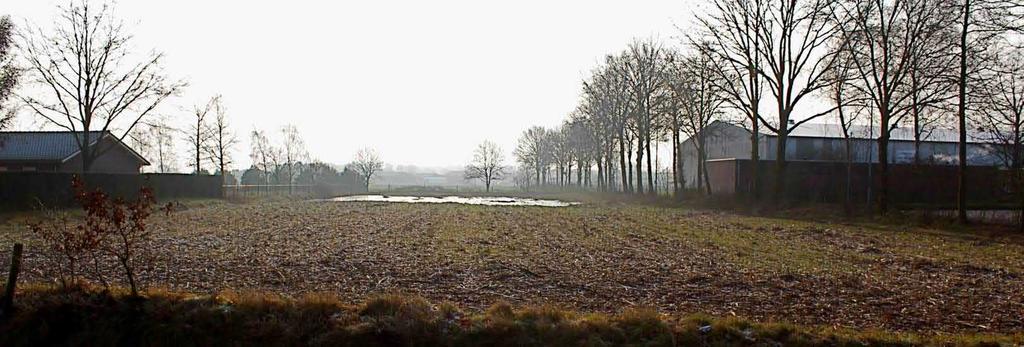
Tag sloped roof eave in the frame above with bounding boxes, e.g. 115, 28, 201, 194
58, 132, 151, 166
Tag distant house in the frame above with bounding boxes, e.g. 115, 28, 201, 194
679, 121, 1003, 189
0, 131, 149, 174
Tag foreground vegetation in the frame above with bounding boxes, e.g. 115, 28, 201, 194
1, 286, 1020, 346
2, 197, 1023, 340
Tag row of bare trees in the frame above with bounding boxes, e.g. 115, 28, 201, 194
6, 1, 383, 195
0, 1, 254, 185
5, 1, 250, 179
126, 95, 239, 178
513, 39, 729, 196
515, 0, 1024, 222
819, 0, 1024, 221
246, 125, 308, 189
245, 127, 383, 192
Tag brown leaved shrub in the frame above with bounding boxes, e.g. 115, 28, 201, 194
28, 176, 163, 296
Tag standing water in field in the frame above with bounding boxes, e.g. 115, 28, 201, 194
327, 195, 577, 207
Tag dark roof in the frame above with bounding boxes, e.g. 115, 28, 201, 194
0, 131, 149, 164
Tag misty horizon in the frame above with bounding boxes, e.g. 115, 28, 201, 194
4, 0, 696, 170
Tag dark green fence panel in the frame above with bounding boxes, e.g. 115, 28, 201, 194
0, 172, 223, 210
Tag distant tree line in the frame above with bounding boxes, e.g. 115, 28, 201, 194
3, 1, 382, 196
513, 39, 729, 196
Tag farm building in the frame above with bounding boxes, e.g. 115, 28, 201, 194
0, 131, 149, 174
679, 120, 1004, 190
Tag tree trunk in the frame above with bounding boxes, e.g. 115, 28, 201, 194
956, 1, 970, 224
699, 134, 712, 196
220, 155, 227, 186
118, 255, 138, 297
773, 130, 788, 207
695, 142, 705, 195
671, 128, 679, 197
912, 78, 923, 166
750, 121, 761, 202
636, 139, 644, 194
577, 161, 583, 187
585, 162, 591, 186
1015, 119, 1022, 232
609, 147, 617, 191
619, 136, 628, 193
622, 137, 630, 193
645, 135, 654, 195
845, 137, 853, 217
568, 162, 573, 186
878, 110, 891, 214
81, 131, 95, 173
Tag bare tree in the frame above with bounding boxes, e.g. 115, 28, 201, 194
752, 0, 844, 205
128, 116, 177, 173
464, 140, 507, 192
203, 96, 237, 183
514, 126, 550, 186
564, 114, 596, 187
694, 0, 767, 202
0, 16, 17, 131
18, 1, 185, 172
249, 129, 274, 185
949, 0, 1024, 223
582, 56, 634, 192
838, 0, 957, 214
550, 125, 572, 186
280, 124, 307, 192
663, 90, 685, 196
978, 48, 1024, 168
824, 40, 865, 216
667, 48, 727, 195
186, 96, 216, 174
621, 39, 670, 194
976, 46, 1024, 229
906, 1, 958, 166
350, 148, 383, 190
513, 167, 533, 191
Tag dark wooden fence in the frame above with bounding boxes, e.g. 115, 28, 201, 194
0, 172, 223, 210
707, 159, 1012, 207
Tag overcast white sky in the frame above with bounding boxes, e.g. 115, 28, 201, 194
7, 0, 703, 170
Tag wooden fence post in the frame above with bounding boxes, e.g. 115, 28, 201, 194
2, 243, 24, 317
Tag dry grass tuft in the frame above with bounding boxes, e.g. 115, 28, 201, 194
1, 286, 1022, 346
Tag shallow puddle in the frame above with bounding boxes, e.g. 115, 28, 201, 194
327, 195, 577, 207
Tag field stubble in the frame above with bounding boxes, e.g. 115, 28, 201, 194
1, 199, 1022, 334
